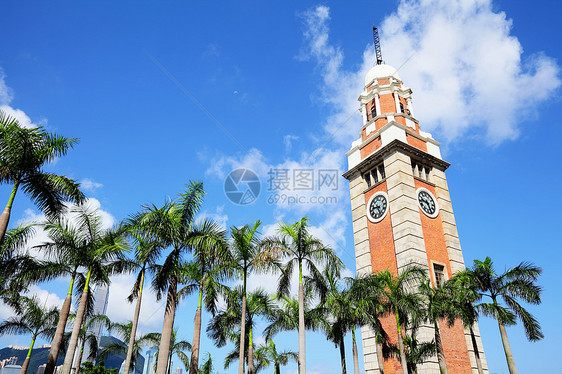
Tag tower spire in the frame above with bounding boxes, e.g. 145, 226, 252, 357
372, 26, 384, 65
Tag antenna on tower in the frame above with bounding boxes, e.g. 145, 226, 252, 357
372, 26, 384, 65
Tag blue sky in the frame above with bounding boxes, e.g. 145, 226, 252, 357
1, 1, 561, 373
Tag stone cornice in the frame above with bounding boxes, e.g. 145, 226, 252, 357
343, 139, 450, 180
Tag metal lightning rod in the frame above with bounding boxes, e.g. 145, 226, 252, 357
373, 26, 384, 65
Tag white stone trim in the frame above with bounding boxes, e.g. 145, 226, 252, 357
347, 147, 361, 169
416, 187, 440, 218
366, 191, 389, 223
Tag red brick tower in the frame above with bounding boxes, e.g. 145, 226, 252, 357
343, 62, 488, 373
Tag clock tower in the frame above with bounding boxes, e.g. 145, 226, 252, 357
343, 61, 488, 373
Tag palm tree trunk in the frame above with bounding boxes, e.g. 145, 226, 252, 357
275, 363, 280, 374
156, 276, 178, 374
298, 262, 306, 374
124, 270, 145, 374
0, 181, 19, 244
338, 335, 347, 374
46, 274, 75, 374
62, 267, 92, 374
19, 334, 36, 374
75, 340, 85, 374
167, 355, 172, 374
189, 288, 203, 374
351, 329, 359, 374
248, 326, 254, 374
498, 322, 517, 374
434, 322, 448, 374
469, 326, 484, 374
238, 290, 247, 374
395, 313, 408, 374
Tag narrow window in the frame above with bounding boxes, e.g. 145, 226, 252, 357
370, 103, 377, 119
378, 165, 386, 180
434, 264, 445, 287
364, 173, 371, 188
400, 102, 405, 114
372, 169, 379, 184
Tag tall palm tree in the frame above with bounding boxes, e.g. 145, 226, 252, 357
151, 330, 191, 374
0, 296, 59, 374
99, 321, 160, 374
305, 266, 350, 374
229, 221, 262, 374
64, 313, 112, 374
347, 275, 389, 374
175, 220, 229, 374
261, 217, 342, 374
444, 276, 484, 374
208, 287, 275, 374
120, 214, 164, 374
36, 213, 99, 374
0, 110, 85, 243
357, 267, 425, 374
418, 280, 454, 374
254, 340, 297, 374
143, 181, 205, 374
459, 257, 543, 374
60, 204, 130, 374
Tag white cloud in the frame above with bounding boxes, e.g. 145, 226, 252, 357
80, 178, 104, 192
15, 198, 116, 262
283, 135, 299, 152
0, 285, 66, 321
197, 205, 229, 230
105, 273, 164, 334
0, 69, 44, 129
299, 1, 560, 146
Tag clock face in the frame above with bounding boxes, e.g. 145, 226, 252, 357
417, 188, 439, 218
367, 192, 388, 223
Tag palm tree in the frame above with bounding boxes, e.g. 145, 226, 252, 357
0, 296, 59, 374
459, 257, 543, 374
175, 221, 229, 374
151, 330, 191, 374
0, 224, 39, 301
60, 204, 130, 374
64, 313, 112, 374
254, 340, 297, 374
261, 217, 342, 374
229, 221, 262, 374
347, 275, 389, 374
444, 276, 484, 374
143, 181, 205, 374
400, 326, 436, 374
304, 266, 350, 374
418, 280, 454, 374
120, 214, 164, 374
357, 267, 425, 374
36, 213, 100, 374
0, 110, 85, 243
208, 287, 275, 374
197, 353, 215, 374
99, 321, 160, 374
